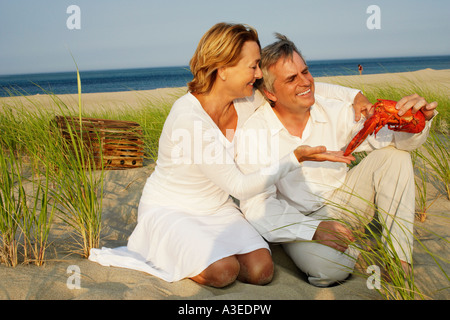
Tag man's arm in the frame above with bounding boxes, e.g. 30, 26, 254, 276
396, 93, 438, 121
315, 82, 372, 121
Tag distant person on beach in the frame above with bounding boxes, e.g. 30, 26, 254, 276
358, 64, 363, 75
236, 33, 438, 287
90, 23, 374, 288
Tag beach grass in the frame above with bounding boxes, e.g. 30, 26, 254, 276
0, 83, 181, 262
416, 131, 450, 200
0, 123, 57, 266
412, 151, 433, 222
49, 116, 105, 258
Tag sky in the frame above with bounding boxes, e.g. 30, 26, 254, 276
0, 0, 449, 75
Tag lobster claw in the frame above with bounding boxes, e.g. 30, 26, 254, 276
343, 115, 381, 156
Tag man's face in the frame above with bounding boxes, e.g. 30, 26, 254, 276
265, 52, 315, 112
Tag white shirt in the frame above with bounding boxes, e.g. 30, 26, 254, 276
236, 92, 433, 243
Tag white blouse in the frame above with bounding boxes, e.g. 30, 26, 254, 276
139, 91, 300, 215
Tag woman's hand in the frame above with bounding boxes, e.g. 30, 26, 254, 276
294, 145, 355, 165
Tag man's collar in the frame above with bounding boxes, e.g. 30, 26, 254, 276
263, 98, 328, 136
261, 102, 286, 136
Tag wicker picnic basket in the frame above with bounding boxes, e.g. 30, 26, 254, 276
55, 116, 145, 170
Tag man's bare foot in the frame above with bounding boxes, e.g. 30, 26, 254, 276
401, 260, 412, 277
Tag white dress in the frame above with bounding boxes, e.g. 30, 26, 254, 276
89, 91, 301, 282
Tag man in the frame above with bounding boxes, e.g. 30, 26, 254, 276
236, 34, 438, 287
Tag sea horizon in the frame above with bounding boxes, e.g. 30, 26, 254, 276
1, 55, 449, 97
2, 54, 450, 77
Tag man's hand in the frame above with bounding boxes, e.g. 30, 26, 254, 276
294, 145, 355, 164
312, 221, 355, 252
396, 93, 438, 121
353, 92, 373, 122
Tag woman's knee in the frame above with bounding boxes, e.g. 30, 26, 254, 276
237, 249, 274, 285
192, 256, 240, 288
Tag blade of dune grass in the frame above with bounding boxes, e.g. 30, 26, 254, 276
68, 48, 83, 125
0, 142, 22, 266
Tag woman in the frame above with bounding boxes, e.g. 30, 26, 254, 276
131, 23, 295, 287
90, 22, 357, 288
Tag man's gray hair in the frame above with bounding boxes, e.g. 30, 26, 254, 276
256, 33, 306, 99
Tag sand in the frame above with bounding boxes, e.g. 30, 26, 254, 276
0, 69, 449, 302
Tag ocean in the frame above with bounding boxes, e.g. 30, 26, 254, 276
1, 55, 449, 97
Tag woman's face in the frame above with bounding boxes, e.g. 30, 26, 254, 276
221, 41, 262, 99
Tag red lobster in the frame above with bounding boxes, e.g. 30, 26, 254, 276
344, 99, 426, 156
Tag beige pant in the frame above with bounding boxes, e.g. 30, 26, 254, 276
283, 146, 415, 287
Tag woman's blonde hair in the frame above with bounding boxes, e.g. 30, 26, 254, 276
188, 22, 260, 94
